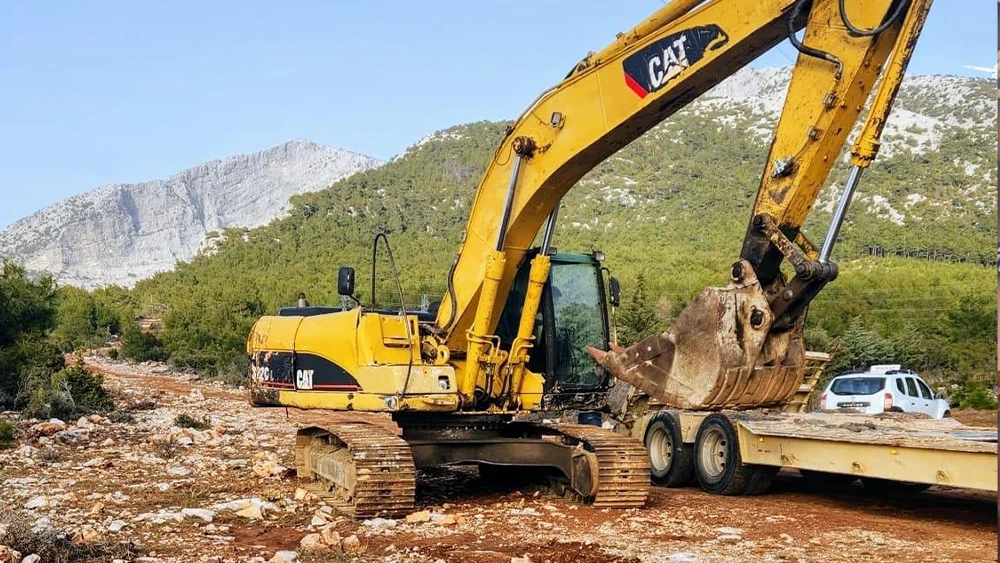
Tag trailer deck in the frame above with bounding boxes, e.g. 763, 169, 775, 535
631, 408, 998, 494
734, 411, 997, 491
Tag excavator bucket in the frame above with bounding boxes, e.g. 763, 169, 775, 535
590, 261, 804, 410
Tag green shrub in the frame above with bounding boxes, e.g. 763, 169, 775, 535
61, 364, 114, 413
108, 410, 136, 424
0, 420, 15, 449
18, 363, 113, 421
120, 324, 167, 362
174, 413, 209, 430
0, 260, 62, 411
950, 382, 999, 410
108, 348, 119, 360
22, 385, 51, 420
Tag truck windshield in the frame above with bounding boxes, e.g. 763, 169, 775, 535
831, 377, 885, 396
550, 262, 607, 389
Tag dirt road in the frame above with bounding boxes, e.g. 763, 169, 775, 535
1, 358, 995, 563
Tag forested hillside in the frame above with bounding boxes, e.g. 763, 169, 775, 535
45, 70, 998, 400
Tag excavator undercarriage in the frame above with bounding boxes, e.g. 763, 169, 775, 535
294, 415, 649, 517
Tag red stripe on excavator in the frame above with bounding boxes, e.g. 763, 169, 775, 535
624, 73, 648, 98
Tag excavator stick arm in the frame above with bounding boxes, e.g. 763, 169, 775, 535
594, 0, 933, 410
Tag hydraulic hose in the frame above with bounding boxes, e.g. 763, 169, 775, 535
372, 232, 415, 398
787, 0, 843, 77
839, 0, 909, 37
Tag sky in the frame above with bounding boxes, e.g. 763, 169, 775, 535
0, 0, 996, 230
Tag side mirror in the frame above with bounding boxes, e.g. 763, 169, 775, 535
609, 276, 621, 308
337, 267, 355, 297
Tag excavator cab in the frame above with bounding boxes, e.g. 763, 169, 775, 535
495, 248, 618, 410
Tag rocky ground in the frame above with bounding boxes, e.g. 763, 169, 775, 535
0, 356, 995, 563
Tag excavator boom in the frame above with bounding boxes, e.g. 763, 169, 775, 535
435, 0, 801, 347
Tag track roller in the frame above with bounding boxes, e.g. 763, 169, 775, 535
548, 423, 651, 508
295, 422, 416, 518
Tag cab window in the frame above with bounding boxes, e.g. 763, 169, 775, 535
916, 379, 933, 400
905, 377, 919, 397
550, 262, 606, 388
895, 378, 906, 394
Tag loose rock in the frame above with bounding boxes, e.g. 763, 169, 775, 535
320, 527, 341, 548
405, 509, 431, 523
341, 534, 363, 555
299, 533, 327, 551
23, 496, 48, 510
181, 508, 215, 522
269, 551, 297, 563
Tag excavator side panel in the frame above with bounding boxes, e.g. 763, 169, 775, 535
248, 309, 460, 412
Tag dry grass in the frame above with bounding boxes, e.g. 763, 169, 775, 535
151, 441, 178, 459
0, 506, 143, 563
38, 447, 63, 464
173, 413, 209, 430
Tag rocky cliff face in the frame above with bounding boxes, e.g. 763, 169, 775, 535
0, 140, 381, 288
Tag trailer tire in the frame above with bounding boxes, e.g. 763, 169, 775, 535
644, 411, 695, 487
694, 413, 773, 495
860, 477, 932, 495
743, 465, 779, 495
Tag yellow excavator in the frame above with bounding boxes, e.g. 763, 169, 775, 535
247, 0, 932, 517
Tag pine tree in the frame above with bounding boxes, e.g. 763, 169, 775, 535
619, 272, 660, 346
828, 316, 896, 375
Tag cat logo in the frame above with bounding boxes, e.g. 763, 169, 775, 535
296, 369, 314, 390
623, 24, 729, 99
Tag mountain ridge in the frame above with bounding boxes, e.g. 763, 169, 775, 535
0, 139, 382, 288
2, 66, 994, 291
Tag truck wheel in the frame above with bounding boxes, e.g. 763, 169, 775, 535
694, 413, 776, 495
644, 411, 695, 487
799, 469, 858, 486
860, 477, 932, 495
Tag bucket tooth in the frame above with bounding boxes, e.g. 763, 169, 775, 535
586, 345, 608, 363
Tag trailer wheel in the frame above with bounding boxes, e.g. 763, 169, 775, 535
644, 412, 695, 487
694, 414, 776, 495
860, 477, 932, 495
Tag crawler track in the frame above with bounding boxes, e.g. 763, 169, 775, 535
548, 423, 651, 508
295, 422, 416, 518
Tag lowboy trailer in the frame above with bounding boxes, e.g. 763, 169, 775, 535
632, 408, 998, 495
